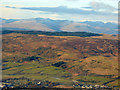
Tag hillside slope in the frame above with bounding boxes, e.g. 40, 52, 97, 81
2, 32, 119, 88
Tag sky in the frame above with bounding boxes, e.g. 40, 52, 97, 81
0, 0, 119, 23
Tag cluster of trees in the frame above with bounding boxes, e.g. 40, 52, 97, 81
52, 61, 67, 69
22, 56, 42, 62
2, 30, 102, 37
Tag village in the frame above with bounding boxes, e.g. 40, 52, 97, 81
0, 80, 119, 90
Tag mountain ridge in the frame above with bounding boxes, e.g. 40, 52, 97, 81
1, 18, 118, 34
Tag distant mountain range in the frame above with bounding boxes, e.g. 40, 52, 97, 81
1, 18, 118, 34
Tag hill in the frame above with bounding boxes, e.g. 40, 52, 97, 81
1, 18, 118, 34
2, 31, 119, 88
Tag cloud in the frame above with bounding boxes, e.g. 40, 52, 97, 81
89, 1, 117, 12
2, 5, 117, 23
10, 6, 115, 16
5, 6, 16, 8
82, 7, 93, 9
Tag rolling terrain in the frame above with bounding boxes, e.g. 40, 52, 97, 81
1, 18, 118, 34
2, 31, 119, 88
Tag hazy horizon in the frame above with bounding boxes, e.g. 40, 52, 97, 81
1, 0, 118, 23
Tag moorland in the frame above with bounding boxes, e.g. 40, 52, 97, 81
2, 30, 119, 88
